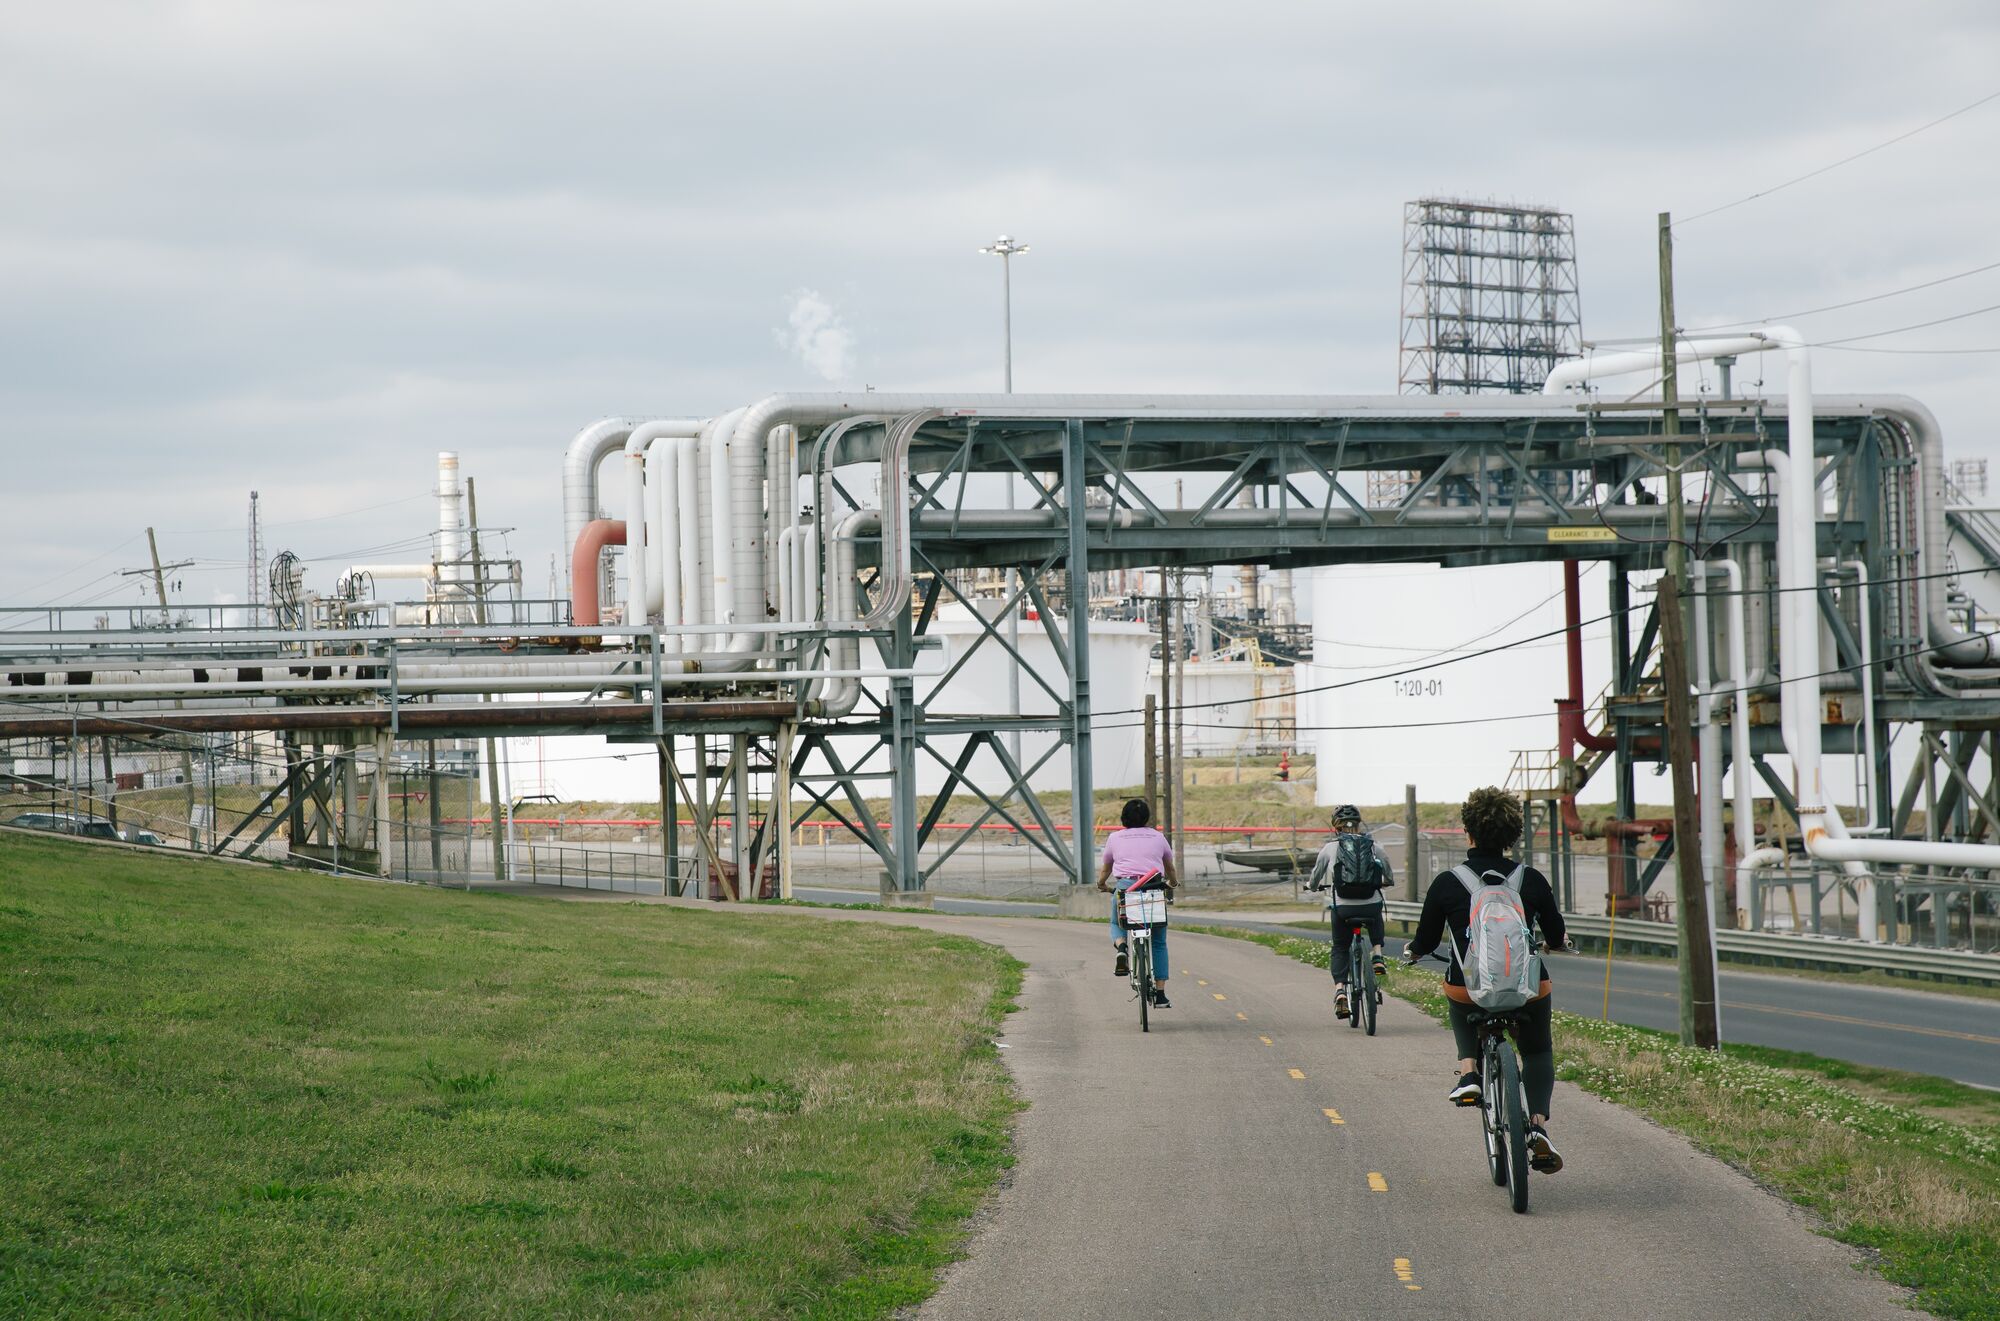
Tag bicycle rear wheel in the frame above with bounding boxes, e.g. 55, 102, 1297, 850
1352, 928, 1368, 1032
1501, 1045, 1530, 1213
1483, 1039, 1507, 1187
1361, 949, 1378, 1036
1135, 938, 1151, 1034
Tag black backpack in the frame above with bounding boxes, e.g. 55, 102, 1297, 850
1331, 832, 1384, 900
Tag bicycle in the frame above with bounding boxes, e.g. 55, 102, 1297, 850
1331, 913, 1381, 1036
1417, 946, 1537, 1214
1121, 879, 1170, 1034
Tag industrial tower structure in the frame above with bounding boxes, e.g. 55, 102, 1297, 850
1398, 198, 1581, 396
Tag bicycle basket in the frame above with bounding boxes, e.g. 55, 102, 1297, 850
1122, 890, 1168, 926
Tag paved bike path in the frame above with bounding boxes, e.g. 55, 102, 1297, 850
537, 894, 1922, 1317
884, 915, 1921, 1319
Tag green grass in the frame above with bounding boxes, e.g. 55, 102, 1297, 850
0, 834, 1022, 1319
1182, 923, 2000, 1321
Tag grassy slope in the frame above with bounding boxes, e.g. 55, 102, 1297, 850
1184, 924, 2000, 1321
0, 835, 1021, 1319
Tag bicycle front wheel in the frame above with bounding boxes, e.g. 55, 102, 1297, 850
1502, 1045, 1530, 1213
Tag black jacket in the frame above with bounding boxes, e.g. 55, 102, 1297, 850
1407, 848, 1567, 988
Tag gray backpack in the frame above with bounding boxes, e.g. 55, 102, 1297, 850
1448, 864, 1539, 1011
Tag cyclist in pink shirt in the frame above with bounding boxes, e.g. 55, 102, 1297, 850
1096, 798, 1178, 1007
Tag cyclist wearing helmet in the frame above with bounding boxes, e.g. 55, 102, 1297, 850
1405, 787, 1573, 1174
1097, 797, 1178, 1009
1306, 804, 1394, 1020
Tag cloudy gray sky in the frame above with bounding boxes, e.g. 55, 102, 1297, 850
5, 0, 1999, 613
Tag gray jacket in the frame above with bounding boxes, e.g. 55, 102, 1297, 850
1307, 834, 1395, 910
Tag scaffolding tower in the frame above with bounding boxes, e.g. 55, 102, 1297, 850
1400, 198, 1581, 395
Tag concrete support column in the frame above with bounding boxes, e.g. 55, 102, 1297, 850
373, 730, 393, 878
1064, 419, 1096, 894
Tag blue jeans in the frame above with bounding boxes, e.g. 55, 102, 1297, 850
1110, 887, 1169, 981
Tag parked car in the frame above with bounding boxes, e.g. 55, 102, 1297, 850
3, 811, 121, 839
120, 829, 167, 846
4, 811, 77, 833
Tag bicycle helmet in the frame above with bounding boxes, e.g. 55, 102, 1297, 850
1332, 804, 1362, 827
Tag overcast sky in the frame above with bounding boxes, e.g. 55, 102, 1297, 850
5, 1, 1999, 615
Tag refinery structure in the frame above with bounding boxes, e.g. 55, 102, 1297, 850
5, 205, 2000, 962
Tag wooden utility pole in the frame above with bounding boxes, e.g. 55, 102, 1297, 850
467, 480, 508, 882
1404, 784, 1420, 902
1143, 694, 1158, 818
1657, 212, 1721, 1049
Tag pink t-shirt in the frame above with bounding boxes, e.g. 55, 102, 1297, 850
1102, 826, 1173, 881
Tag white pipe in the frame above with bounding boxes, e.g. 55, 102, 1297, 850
623, 434, 648, 628
676, 434, 704, 638
1692, 568, 1726, 923
1842, 558, 1879, 832
561, 417, 652, 594
776, 526, 797, 625
643, 441, 668, 616
1715, 558, 1755, 934
1542, 336, 1779, 397
618, 421, 709, 630
708, 408, 740, 662
437, 452, 463, 585
653, 437, 681, 636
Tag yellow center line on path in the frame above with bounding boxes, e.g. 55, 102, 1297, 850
1259, 1036, 1274, 1046
1323, 1108, 1345, 1125
1393, 1258, 1419, 1291
1235, 1012, 1248, 1021
1367, 1172, 1388, 1193
1288, 1068, 1306, 1080
1197, 979, 1209, 987
1212, 993, 1227, 1001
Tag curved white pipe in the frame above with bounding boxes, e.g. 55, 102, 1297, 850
654, 437, 681, 639
562, 417, 646, 593
1716, 558, 1755, 932
623, 434, 648, 628
619, 420, 709, 629
676, 433, 704, 640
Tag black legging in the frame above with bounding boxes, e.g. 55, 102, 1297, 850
1447, 994, 1556, 1118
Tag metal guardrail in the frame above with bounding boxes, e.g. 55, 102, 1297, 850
1379, 900, 2000, 986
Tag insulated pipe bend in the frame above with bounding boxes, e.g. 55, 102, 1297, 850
562, 418, 649, 594
569, 520, 625, 628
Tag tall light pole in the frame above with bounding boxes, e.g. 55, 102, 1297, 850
980, 235, 1029, 792
979, 234, 1028, 391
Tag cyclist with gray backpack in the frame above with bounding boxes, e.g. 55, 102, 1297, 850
1305, 804, 1394, 1021
1404, 787, 1574, 1174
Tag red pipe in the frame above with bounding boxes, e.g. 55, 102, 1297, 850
1557, 560, 1617, 757
569, 519, 626, 627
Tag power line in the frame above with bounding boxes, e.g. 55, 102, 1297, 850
1815, 299, 2000, 346
1694, 258, 2000, 330
1677, 88, 2000, 226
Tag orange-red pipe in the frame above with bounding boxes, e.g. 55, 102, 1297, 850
569, 519, 626, 627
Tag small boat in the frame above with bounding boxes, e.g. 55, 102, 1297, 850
1217, 845, 1316, 875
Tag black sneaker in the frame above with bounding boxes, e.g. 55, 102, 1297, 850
1333, 991, 1350, 1018
1113, 945, 1129, 978
1152, 989, 1171, 1009
1448, 1071, 1483, 1106
1372, 957, 1388, 979
1526, 1124, 1564, 1173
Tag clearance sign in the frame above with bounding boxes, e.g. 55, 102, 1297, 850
1545, 527, 1618, 543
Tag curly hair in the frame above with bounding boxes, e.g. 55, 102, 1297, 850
1461, 786, 1523, 851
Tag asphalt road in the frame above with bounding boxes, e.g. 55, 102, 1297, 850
793, 886, 2000, 1090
